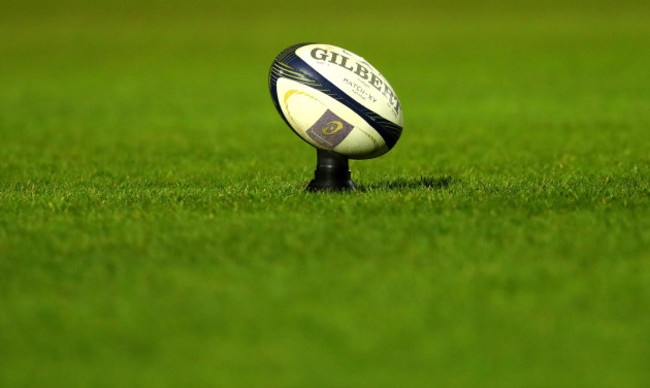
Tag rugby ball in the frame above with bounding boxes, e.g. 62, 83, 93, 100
269, 43, 403, 159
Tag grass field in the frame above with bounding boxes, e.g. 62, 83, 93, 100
1, 0, 650, 386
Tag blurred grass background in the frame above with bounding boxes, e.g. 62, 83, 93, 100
1, 0, 650, 386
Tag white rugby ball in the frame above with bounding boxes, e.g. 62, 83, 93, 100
269, 43, 403, 159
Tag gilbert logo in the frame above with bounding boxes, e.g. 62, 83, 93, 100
310, 47, 401, 115
306, 110, 353, 148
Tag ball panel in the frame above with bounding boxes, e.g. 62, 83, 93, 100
295, 43, 403, 127
276, 78, 387, 158
268, 43, 315, 119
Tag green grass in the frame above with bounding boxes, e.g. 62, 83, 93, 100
1, 0, 650, 386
